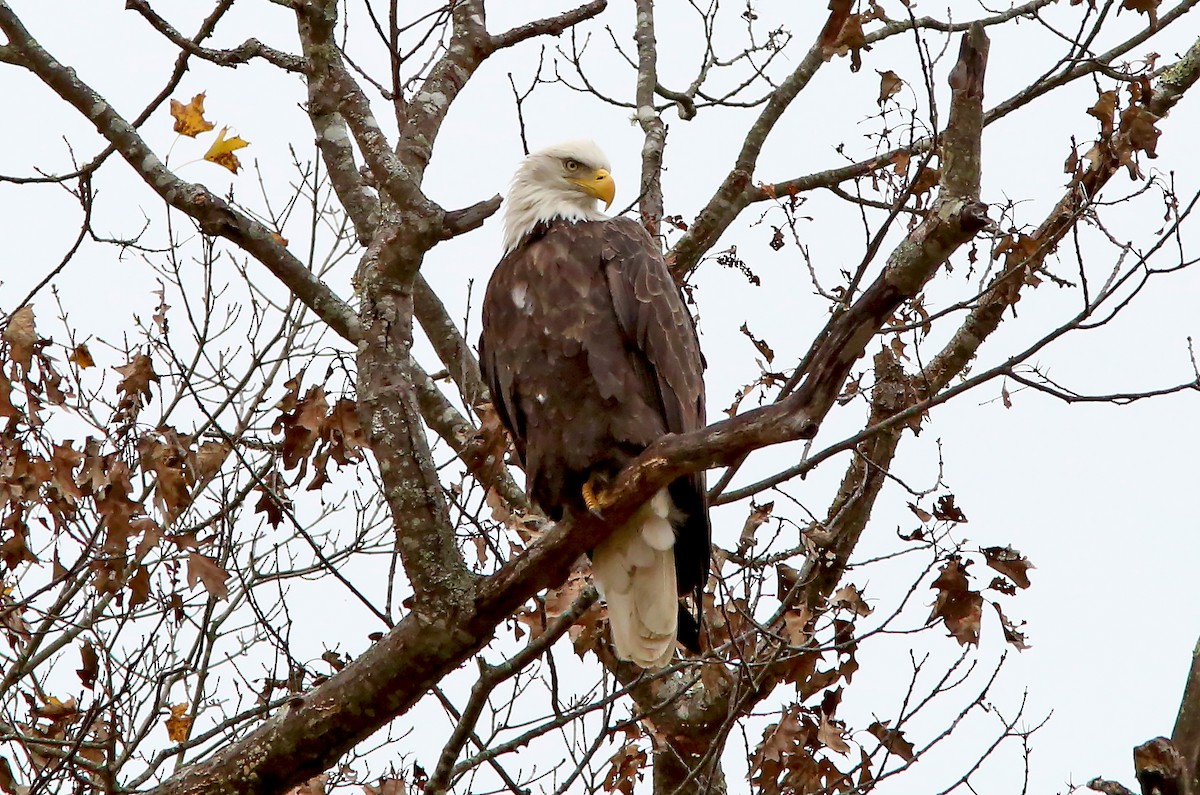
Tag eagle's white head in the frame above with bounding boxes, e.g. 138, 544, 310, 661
502, 140, 615, 252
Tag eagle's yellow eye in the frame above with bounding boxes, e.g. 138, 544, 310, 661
563, 159, 581, 172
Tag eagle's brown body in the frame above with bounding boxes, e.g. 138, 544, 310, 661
479, 215, 710, 659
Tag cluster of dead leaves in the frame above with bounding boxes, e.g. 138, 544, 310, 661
752, 683, 919, 793
0, 309, 236, 611
11, 694, 110, 785
1075, 79, 1163, 183
169, 92, 250, 174
750, 698, 856, 795
819, 0, 888, 72
927, 549, 1032, 648
513, 570, 605, 656
268, 373, 366, 507
602, 726, 648, 795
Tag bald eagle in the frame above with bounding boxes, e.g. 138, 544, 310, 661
479, 141, 710, 668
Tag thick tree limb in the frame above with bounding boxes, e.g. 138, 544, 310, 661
1171, 638, 1200, 794
633, 0, 666, 238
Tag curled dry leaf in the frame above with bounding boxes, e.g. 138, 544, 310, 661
286, 774, 329, 795
70, 343, 94, 369
164, 703, 192, 743
832, 584, 873, 617
77, 641, 99, 690
992, 602, 1029, 650
867, 721, 916, 761
1088, 90, 1119, 137
2, 306, 36, 372
738, 323, 775, 364
203, 127, 250, 174
877, 70, 902, 105
933, 493, 967, 523
907, 502, 933, 523
981, 545, 1034, 589
738, 500, 774, 554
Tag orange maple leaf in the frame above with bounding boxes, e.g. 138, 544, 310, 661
169, 93, 215, 137
203, 127, 249, 174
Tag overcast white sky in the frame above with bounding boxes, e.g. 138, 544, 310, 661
2, 1, 1199, 793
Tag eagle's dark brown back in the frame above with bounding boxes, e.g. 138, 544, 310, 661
479, 216, 710, 635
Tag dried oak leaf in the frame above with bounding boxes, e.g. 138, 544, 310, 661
194, 439, 231, 481
832, 584, 873, 617
602, 742, 647, 795
818, 715, 851, 754
1088, 90, 1119, 137
164, 703, 192, 743
867, 721, 915, 761
877, 70, 902, 105
981, 545, 1034, 589
3, 306, 36, 372
783, 606, 813, 646
186, 552, 230, 600
992, 602, 1029, 650
128, 565, 151, 607
1118, 104, 1161, 159
69, 343, 94, 369
820, 0, 869, 70
114, 354, 158, 410
169, 93, 215, 137
203, 127, 249, 174
933, 493, 967, 523
0, 756, 16, 795
739, 323, 775, 364
323, 398, 366, 466
910, 165, 942, 198
1121, 0, 1160, 25
361, 777, 406, 795
738, 500, 774, 555
77, 640, 99, 690
0, 371, 16, 420
928, 556, 983, 646
907, 502, 933, 523
34, 695, 79, 725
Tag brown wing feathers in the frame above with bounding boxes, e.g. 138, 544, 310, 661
480, 216, 710, 655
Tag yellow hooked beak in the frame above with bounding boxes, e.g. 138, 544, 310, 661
568, 168, 615, 209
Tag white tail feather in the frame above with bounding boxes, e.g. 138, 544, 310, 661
593, 489, 679, 668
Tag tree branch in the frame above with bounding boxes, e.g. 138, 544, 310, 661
0, 1, 362, 342
125, 0, 304, 71
489, 0, 608, 51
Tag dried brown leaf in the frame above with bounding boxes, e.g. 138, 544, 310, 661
186, 552, 230, 600
3, 306, 36, 372
877, 70, 902, 105
867, 721, 916, 761
981, 545, 1034, 589
928, 556, 982, 645
77, 641, 99, 689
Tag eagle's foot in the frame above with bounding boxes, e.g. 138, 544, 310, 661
581, 474, 609, 519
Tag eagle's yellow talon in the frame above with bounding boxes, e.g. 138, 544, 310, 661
582, 477, 606, 518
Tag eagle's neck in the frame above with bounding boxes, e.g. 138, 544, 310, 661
502, 179, 606, 253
